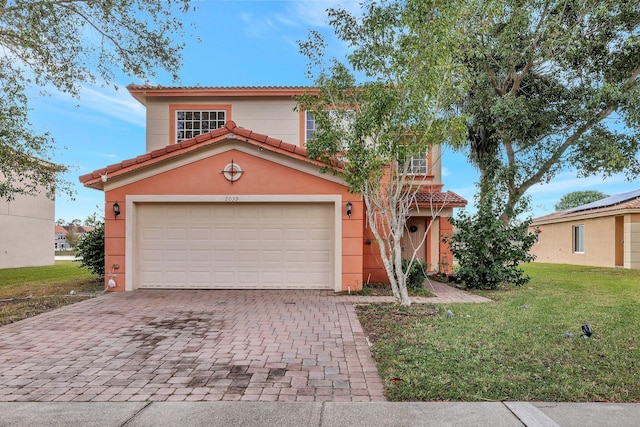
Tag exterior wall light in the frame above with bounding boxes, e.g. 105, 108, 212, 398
113, 201, 121, 218
346, 201, 353, 218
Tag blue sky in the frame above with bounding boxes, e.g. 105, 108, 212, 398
26, 0, 638, 223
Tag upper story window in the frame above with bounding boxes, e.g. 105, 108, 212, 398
305, 110, 355, 150
176, 110, 226, 143
305, 111, 318, 143
408, 151, 429, 175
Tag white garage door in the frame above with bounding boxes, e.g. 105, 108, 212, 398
136, 202, 334, 289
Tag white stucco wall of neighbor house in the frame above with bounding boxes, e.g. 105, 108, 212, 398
0, 190, 55, 269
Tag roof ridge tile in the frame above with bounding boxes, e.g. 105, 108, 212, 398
79, 121, 344, 188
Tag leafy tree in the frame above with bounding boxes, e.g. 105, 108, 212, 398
64, 227, 80, 249
84, 212, 103, 227
55, 219, 66, 226
0, 0, 192, 201
297, 0, 469, 305
75, 220, 105, 278
554, 190, 609, 211
462, 0, 640, 223
447, 183, 538, 290
69, 219, 82, 227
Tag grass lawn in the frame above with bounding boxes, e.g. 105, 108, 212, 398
0, 261, 103, 326
357, 263, 640, 402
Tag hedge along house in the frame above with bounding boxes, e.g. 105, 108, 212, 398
79, 86, 466, 292
530, 189, 640, 269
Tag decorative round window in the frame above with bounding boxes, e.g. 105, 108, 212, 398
223, 161, 243, 182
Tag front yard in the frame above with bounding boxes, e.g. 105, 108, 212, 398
3, 261, 639, 402
0, 261, 103, 326
358, 263, 640, 402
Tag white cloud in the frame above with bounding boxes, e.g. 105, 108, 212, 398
237, 1, 362, 36
33, 83, 145, 128
527, 172, 627, 195
77, 86, 145, 127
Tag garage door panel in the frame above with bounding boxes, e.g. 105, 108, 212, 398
262, 272, 283, 284
141, 249, 162, 262
141, 270, 162, 283
308, 229, 331, 240
285, 229, 307, 240
238, 250, 259, 262
166, 271, 187, 283
238, 208, 259, 219
262, 250, 282, 262
166, 250, 187, 261
214, 229, 234, 241
262, 229, 283, 240
142, 228, 163, 240
166, 206, 188, 219
285, 251, 306, 262
189, 228, 211, 240
190, 205, 212, 219
190, 250, 210, 262
237, 229, 259, 240
136, 202, 334, 290
190, 271, 211, 283
213, 249, 234, 262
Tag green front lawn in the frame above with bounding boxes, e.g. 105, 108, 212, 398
0, 261, 103, 326
357, 263, 640, 402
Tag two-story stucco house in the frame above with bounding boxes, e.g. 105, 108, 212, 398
55, 225, 95, 251
0, 179, 54, 269
79, 85, 466, 291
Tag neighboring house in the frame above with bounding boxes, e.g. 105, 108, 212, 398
530, 189, 640, 269
55, 225, 95, 251
0, 183, 54, 269
79, 85, 466, 292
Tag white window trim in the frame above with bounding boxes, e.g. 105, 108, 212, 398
573, 224, 585, 253
176, 109, 226, 143
305, 110, 355, 150
407, 151, 429, 175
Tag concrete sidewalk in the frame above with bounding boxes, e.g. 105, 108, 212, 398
1, 401, 639, 426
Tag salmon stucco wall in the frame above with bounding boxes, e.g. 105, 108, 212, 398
362, 215, 456, 284
103, 146, 363, 292
438, 217, 455, 274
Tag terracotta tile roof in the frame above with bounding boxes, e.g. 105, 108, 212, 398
55, 225, 95, 234
414, 190, 467, 208
532, 190, 640, 224
79, 121, 344, 189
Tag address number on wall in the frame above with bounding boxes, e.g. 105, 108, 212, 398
224, 196, 240, 202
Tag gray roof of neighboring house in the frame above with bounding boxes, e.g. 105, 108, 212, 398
532, 189, 640, 224
565, 188, 640, 213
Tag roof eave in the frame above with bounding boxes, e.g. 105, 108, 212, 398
126, 85, 319, 106
532, 207, 640, 225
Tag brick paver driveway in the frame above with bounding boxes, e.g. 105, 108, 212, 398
0, 290, 385, 402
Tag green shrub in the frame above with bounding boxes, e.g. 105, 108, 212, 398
75, 221, 105, 278
402, 258, 429, 289
445, 188, 537, 290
